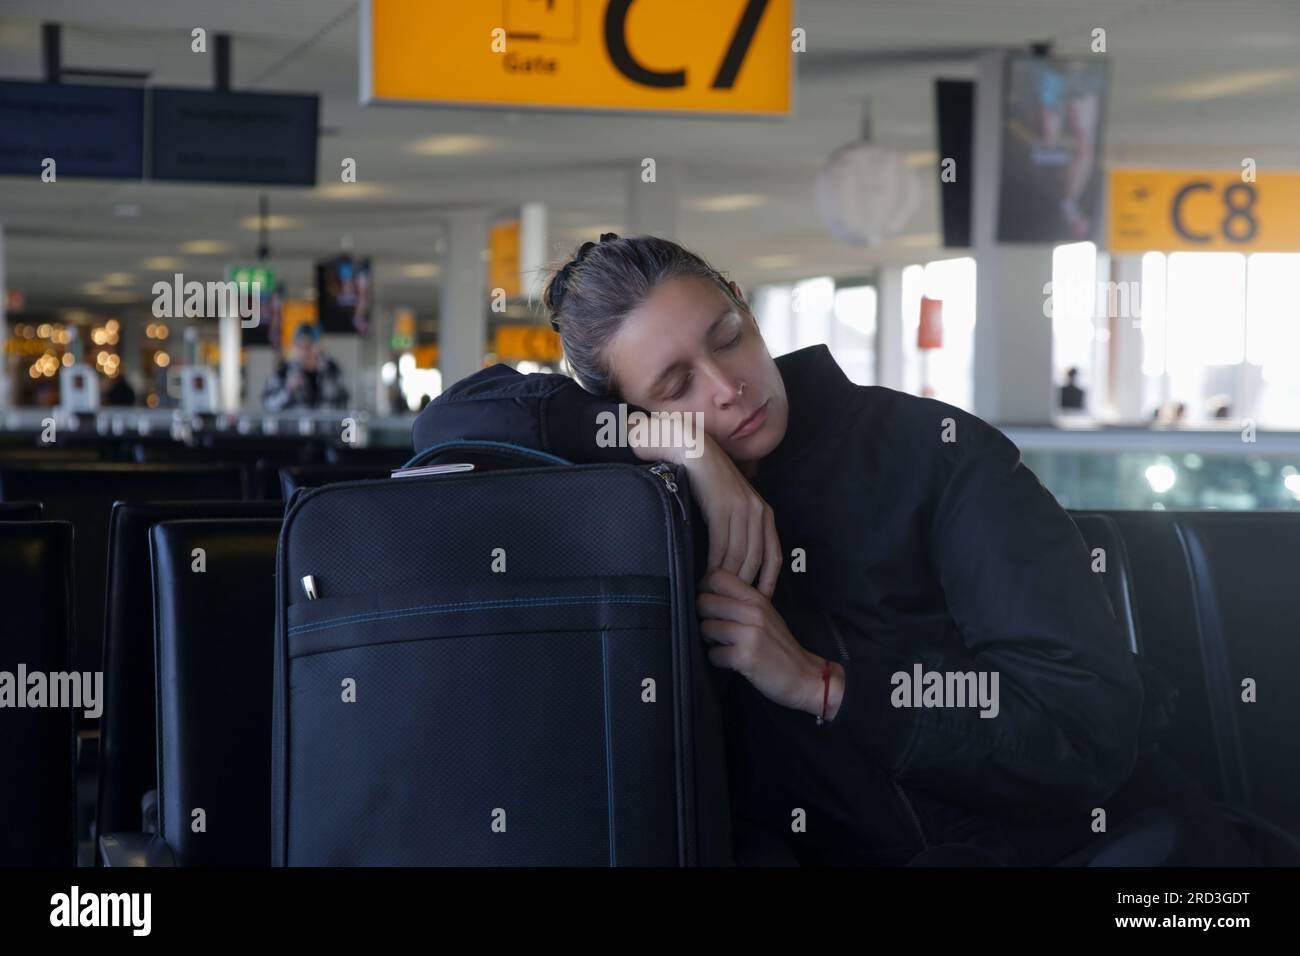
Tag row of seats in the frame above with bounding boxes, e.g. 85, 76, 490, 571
0, 450, 405, 864
3, 484, 1298, 864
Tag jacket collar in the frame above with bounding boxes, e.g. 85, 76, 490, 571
759, 344, 857, 473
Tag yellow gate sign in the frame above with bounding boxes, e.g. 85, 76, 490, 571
361, 0, 792, 116
1109, 168, 1300, 253
493, 324, 562, 362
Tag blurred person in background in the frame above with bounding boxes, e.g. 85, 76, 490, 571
262, 322, 349, 411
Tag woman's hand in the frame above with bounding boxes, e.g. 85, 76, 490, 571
633, 429, 781, 598
696, 567, 843, 717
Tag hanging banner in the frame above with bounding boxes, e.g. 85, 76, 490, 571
360, 0, 793, 116
918, 297, 943, 350
1109, 168, 1300, 253
489, 219, 522, 299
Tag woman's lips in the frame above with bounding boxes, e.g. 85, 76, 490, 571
731, 399, 769, 438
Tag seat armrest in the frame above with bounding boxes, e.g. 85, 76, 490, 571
98, 832, 176, 867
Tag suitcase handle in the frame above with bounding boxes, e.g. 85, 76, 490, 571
402, 439, 573, 471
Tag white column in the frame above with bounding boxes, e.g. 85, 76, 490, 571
519, 202, 549, 305
626, 163, 681, 238
971, 52, 1056, 425
218, 311, 241, 414
876, 264, 905, 390
439, 208, 491, 390
1110, 254, 1145, 421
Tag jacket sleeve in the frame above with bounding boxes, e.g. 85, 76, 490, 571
817, 408, 1143, 820
262, 361, 294, 412
411, 364, 649, 466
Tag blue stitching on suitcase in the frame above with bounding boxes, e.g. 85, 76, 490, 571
602, 629, 616, 866
289, 594, 670, 636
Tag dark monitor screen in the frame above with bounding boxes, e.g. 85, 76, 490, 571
316, 256, 372, 336
0, 80, 144, 179
997, 56, 1108, 243
934, 79, 974, 248
149, 87, 319, 186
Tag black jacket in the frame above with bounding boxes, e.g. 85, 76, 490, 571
412, 345, 1147, 865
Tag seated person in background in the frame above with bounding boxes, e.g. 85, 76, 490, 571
1058, 366, 1085, 410
262, 322, 350, 411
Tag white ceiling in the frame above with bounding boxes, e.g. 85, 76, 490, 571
2, 0, 1299, 328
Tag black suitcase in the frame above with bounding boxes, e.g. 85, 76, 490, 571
271, 440, 733, 865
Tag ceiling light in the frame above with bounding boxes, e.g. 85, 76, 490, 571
180, 240, 232, 255
753, 255, 796, 269
142, 256, 184, 270
1156, 69, 1296, 100
400, 263, 442, 278
240, 215, 300, 231
102, 273, 134, 286
407, 134, 496, 157
688, 194, 766, 213
316, 182, 386, 199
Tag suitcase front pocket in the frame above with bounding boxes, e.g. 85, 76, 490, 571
284, 573, 682, 865
286, 574, 672, 658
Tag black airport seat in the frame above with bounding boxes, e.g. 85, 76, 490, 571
100, 519, 281, 867
1171, 512, 1300, 837
0, 501, 44, 521
0, 463, 246, 678
279, 464, 395, 499
1068, 512, 1141, 654
325, 445, 410, 468
96, 501, 285, 845
1095, 510, 1231, 804
0, 521, 76, 866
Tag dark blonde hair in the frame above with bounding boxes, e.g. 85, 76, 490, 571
542, 233, 744, 397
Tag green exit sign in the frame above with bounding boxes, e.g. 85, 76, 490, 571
228, 265, 275, 290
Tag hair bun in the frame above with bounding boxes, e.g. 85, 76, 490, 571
599, 232, 620, 243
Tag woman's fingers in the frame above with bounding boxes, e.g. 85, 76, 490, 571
722, 502, 746, 577
737, 498, 764, 587
706, 643, 740, 670
698, 616, 743, 646
757, 504, 782, 599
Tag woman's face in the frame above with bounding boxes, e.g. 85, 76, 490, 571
603, 274, 788, 469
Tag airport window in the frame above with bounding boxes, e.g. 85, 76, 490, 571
1139, 250, 1300, 427
1051, 241, 1103, 415
754, 277, 877, 385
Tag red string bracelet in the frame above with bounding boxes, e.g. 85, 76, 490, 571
816, 657, 831, 725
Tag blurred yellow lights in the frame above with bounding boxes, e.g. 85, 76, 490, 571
62, 353, 74, 367
154, 352, 171, 368
37, 323, 52, 338
407, 134, 496, 157
92, 329, 108, 345
145, 323, 171, 340
106, 319, 120, 333
179, 240, 231, 255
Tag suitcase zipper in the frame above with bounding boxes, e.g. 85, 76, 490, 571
648, 462, 688, 524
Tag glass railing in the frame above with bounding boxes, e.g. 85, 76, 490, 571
1006, 426, 1300, 511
